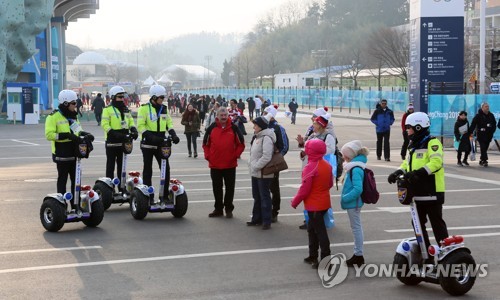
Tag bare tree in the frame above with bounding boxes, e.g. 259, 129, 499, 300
338, 46, 364, 89
366, 26, 409, 82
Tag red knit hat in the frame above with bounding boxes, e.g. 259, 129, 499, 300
315, 113, 331, 128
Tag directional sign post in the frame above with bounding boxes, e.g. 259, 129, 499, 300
409, 0, 464, 113
490, 82, 500, 93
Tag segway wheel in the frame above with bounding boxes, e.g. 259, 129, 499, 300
82, 200, 104, 227
171, 192, 188, 218
439, 250, 476, 296
130, 189, 149, 220
93, 182, 113, 211
40, 199, 66, 232
393, 253, 422, 286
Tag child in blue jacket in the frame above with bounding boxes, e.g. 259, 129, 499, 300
340, 140, 369, 267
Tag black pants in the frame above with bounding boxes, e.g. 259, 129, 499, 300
376, 131, 391, 159
478, 139, 490, 162
106, 146, 123, 179
270, 173, 281, 217
56, 160, 76, 194
95, 112, 102, 125
291, 111, 297, 124
185, 132, 198, 155
414, 198, 449, 251
199, 112, 206, 124
401, 131, 409, 159
249, 109, 254, 120
210, 168, 236, 212
141, 147, 170, 198
307, 210, 331, 259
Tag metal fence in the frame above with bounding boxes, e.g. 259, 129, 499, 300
177, 87, 410, 113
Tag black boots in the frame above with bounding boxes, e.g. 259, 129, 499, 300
345, 254, 365, 267
304, 256, 319, 269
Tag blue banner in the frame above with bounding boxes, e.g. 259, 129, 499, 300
429, 94, 500, 139
178, 88, 410, 113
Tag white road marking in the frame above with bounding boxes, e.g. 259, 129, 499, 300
0, 246, 102, 255
386, 225, 500, 233
277, 204, 495, 217
10, 139, 39, 146
446, 173, 500, 186
1, 232, 499, 274
377, 204, 494, 214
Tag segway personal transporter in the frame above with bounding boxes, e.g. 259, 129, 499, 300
130, 136, 188, 220
93, 136, 143, 210
40, 135, 104, 232
392, 176, 476, 296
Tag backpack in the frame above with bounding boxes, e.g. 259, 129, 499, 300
321, 134, 343, 190
350, 166, 379, 204
272, 124, 289, 156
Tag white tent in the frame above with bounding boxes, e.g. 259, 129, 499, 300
142, 76, 156, 86
157, 74, 172, 84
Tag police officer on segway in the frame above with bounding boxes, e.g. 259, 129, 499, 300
101, 86, 138, 180
137, 85, 180, 203
45, 90, 94, 208
387, 112, 449, 261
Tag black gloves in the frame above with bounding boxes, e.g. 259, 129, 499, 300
405, 168, 427, 184
387, 169, 404, 184
130, 127, 139, 140
59, 132, 79, 142
169, 129, 180, 144
108, 129, 126, 141
143, 131, 164, 146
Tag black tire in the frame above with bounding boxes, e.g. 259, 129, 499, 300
93, 181, 113, 211
171, 192, 188, 218
130, 189, 149, 220
40, 199, 66, 232
82, 200, 104, 227
393, 253, 422, 286
439, 250, 476, 296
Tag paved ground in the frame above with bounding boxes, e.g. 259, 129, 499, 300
0, 110, 499, 299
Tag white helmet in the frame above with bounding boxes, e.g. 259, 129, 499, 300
149, 85, 166, 98
109, 86, 125, 99
58, 90, 78, 103
405, 111, 430, 131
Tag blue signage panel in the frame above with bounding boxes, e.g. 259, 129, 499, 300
429, 94, 500, 139
409, 16, 464, 113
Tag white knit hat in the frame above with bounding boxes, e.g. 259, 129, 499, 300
264, 105, 278, 118
312, 107, 328, 117
341, 140, 363, 160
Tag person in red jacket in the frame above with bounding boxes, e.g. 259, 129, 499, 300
202, 107, 245, 218
291, 139, 333, 268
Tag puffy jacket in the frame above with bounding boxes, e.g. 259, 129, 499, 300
248, 128, 276, 178
137, 102, 174, 146
341, 155, 367, 209
292, 139, 332, 211
101, 105, 135, 142
371, 107, 395, 133
470, 109, 497, 142
202, 118, 245, 169
399, 136, 445, 201
181, 110, 201, 134
45, 110, 82, 160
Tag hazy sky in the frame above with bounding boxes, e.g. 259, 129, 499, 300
65, 0, 292, 51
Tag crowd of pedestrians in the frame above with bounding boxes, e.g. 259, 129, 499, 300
46, 87, 498, 271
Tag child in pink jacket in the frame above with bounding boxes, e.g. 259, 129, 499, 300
291, 139, 333, 268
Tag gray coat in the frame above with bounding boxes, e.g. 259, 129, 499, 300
249, 128, 276, 178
